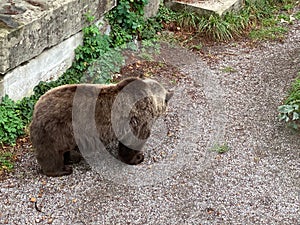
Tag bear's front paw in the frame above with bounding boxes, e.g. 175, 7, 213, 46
118, 142, 144, 165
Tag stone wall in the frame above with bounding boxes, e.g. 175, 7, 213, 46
0, 0, 116, 100
144, 0, 161, 18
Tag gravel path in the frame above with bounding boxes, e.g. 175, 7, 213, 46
1, 22, 299, 224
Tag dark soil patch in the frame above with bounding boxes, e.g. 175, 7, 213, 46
114, 60, 185, 90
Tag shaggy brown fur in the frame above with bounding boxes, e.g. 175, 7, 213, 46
30, 77, 173, 176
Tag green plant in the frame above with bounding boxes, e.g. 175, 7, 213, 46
245, 0, 299, 40
278, 13, 290, 22
140, 17, 162, 40
283, 3, 294, 11
155, 3, 177, 24
106, 0, 149, 45
141, 39, 160, 54
221, 66, 237, 73
107, 1, 169, 44
250, 26, 288, 40
74, 28, 111, 72
211, 143, 230, 154
278, 74, 300, 129
278, 104, 299, 128
0, 96, 25, 145
295, 11, 300, 20
0, 152, 14, 171
286, 76, 300, 103
82, 48, 125, 84
201, 15, 236, 40
189, 43, 203, 51
177, 10, 199, 31
140, 52, 153, 61
15, 96, 37, 125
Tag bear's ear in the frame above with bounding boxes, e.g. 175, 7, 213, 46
117, 77, 141, 90
165, 90, 174, 103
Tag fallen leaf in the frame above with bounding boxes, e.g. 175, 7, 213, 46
30, 197, 37, 203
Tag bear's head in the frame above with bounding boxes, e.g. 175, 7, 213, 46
112, 78, 173, 165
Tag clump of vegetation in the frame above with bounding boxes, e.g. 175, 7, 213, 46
176, 10, 247, 41
0, 152, 14, 172
162, 0, 299, 41
211, 143, 230, 154
278, 74, 300, 130
82, 47, 125, 84
221, 66, 237, 73
106, 0, 152, 46
0, 96, 25, 146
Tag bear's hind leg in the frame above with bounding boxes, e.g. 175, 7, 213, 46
37, 149, 72, 177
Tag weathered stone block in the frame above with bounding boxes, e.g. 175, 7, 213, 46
144, 0, 161, 18
0, 0, 116, 74
165, 0, 244, 17
0, 32, 83, 101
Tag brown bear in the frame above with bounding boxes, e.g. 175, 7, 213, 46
30, 77, 173, 177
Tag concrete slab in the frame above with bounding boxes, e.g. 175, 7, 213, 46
165, 0, 244, 16
0, 0, 116, 74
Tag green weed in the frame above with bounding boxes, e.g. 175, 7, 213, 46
211, 143, 230, 154
0, 96, 24, 145
177, 10, 199, 31
199, 15, 236, 40
82, 48, 125, 84
221, 66, 237, 73
106, 0, 150, 46
249, 26, 288, 40
295, 11, 300, 20
156, 3, 178, 23
0, 152, 14, 171
278, 73, 300, 130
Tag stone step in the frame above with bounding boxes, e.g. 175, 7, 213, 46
165, 0, 244, 16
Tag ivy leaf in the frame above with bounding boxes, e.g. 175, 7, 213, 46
292, 112, 299, 120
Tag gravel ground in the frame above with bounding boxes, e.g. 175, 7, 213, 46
1, 21, 300, 224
